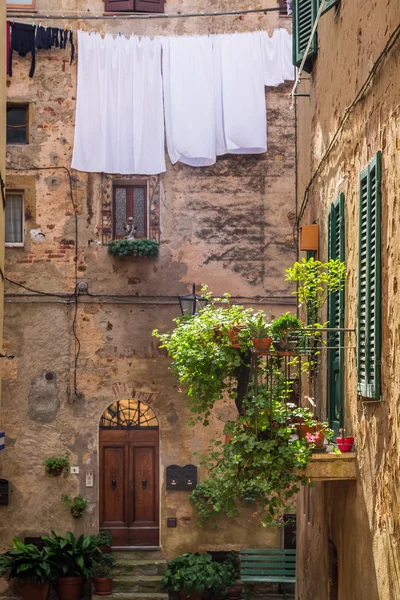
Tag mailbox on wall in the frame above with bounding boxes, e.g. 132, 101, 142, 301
0, 479, 9, 505
182, 465, 198, 491
166, 465, 182, 490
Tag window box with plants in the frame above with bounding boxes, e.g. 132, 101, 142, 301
108, 238, 159, 258
0, 538, 53, 600
43, 531, 101, 600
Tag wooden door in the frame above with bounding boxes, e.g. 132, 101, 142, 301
100, 429, 159, 546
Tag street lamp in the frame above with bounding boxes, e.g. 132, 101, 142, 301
178, 284, 208, 316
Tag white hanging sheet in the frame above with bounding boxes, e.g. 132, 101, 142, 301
72, 31, 166, 175
259, 28, 295, 86
213, 32, 267, 156
162, 36, 216, 167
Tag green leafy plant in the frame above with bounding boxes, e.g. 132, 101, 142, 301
247, 313, 271, 339
94, 530, 113, 548
270, 313, 303, 339
90, 554, 116, 579
44, 455, 70, 477
108, 238, 159, 258
42, 531, 101, 578
161, 553, 233, 597
61, 494, 88, 518
153, 297, 254, 423
0, 538, 53, 584
285, 258, 346, 324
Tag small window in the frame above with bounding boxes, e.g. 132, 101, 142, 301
7, 104, 28, 145
279, 0, 292, 16
113, 183, 148, 240
104, 0, 164, 13
5, 193, 24, 247
6, 0, 36, 10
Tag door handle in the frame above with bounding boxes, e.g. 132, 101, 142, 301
142, 479, 147, 490
112, 479, 117, 490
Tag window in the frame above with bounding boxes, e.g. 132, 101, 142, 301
358, 152, 382, 400
104, 0, 164, 12
6, 0, 36, 10
292, 0, 318, 72
113, 183, 148, 240
278, 0, 291, 16
5, 193, 24, 247
7, 104, 28, 145
328, 193, 345, 433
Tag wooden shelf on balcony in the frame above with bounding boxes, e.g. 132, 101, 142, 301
305, 452, 357, 481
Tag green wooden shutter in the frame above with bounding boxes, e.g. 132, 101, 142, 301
292, 0, 318, 70
321, 0, 339, 15
357, 152, 382, 400
328, 194, 345, 433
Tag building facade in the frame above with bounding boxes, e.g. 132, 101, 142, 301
294, 0, 400, 598
0, 1, 296, 594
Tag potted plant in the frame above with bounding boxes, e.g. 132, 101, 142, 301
161, 553, 230, 600
270, 313, 303, 354
90, 554, 116, 596
224, 552, 242, 599
0, 538, 53, 600
337, 428, 354, 452
108, 238, 159, 258
248, 313, 272, 353
94, 530, 113, 554
43, 531, 101, 600
44, 455, 70, 477
61, 494, 88, 518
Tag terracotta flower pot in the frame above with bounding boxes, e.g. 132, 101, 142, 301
93, 577, 113, 596
252, 337, 273, 353
19, 581, 49, 600
178, 591, 202, 600
225, 433, 233, 444
57, 576, 86, 600
48, 466, 64, 476
227, 585, 243, 599
297, 423, 326, 447
228, 326, 244, 348
99, 545, 112, 554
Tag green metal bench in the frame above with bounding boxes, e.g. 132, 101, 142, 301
240, 548, 296, 600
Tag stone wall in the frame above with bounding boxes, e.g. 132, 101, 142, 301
0, 0, 296, 590
295, 1, 400, 598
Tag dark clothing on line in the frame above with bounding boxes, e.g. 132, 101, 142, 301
9, 22, 36, 78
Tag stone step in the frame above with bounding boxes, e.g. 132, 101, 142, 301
113, 575, 165, 594
93, 594, 169, 600
112, 549, 164, 560
113, 558, 167, 576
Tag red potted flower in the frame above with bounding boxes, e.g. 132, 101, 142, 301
336, 428, 354, 453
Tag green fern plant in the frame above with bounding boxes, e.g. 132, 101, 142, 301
108, 238, 159, 258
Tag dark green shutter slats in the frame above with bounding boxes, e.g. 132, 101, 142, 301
328, 193, 345, 432
357, 152, 382, 400
293, 0, 318, 70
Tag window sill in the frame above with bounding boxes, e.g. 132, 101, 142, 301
5, 243, 24, 248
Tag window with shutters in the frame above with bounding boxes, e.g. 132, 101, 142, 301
104, 0, 164, 12
5, 192, 24, 247
113, 183, 148, 240
357, 152, 382, 400
327, 194, 345, 433
292, 0, 318, 71
320, 0, 339, 15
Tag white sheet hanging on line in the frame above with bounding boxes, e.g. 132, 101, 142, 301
213, 32, 267, 156
259, 28, 295, 86
72, 31, 166, 175
162, 36, 216, 167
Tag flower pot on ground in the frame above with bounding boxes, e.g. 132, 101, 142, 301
44, 455, 70, 477
270, 313, 303, 355
227, 585, 243, 599
43, 531, 101, 600
56, 576, 86, 600
0, 538, 53, 600
90, 557, 116, 596
94, 530, 113, 554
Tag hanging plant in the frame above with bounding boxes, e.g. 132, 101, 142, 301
108, 238, 159, 258
61, 494, 88, 519
44, 455, 70, 477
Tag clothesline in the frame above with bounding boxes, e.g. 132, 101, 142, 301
6, 6, 284, 20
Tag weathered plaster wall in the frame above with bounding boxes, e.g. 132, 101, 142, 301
296, 1, 400, 598
0, 0, 6, 425
0, 0, 296, 589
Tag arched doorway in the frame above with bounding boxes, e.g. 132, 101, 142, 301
99, 400, 159, 547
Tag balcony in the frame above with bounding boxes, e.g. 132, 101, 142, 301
305, 452, 357, 481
